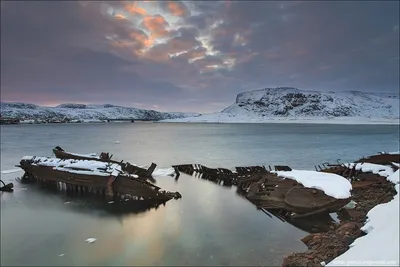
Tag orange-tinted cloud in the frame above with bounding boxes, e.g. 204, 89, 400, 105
166, 1, 188, 17
130, 30, 153, 49
110, 28, 152, 56
114, 13, 127, 20
142, 15, 170, 39
125, 2, 147, 16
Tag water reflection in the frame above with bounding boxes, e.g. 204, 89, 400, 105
178, 170, 336, 234
2, 123, 397, 266
19, 183, 173, 219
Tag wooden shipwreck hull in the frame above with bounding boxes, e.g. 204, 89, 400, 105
172, 163, 292, 187
17, 156, 181, 202
52, 147, 157, 178
173, 163, 350, 217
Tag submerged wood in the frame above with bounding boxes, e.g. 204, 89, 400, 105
285, 187, 350, 214
17, 156, 181, 202
173, 163, 349, 217
172, 163, 272, 187
52, 147, 156, 178
0, 179, 14, 192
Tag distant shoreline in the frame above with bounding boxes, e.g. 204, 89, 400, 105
160, 118, 400, 125
1, 119, 399, 126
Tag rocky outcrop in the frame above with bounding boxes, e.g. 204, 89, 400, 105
222, 87, 399, 119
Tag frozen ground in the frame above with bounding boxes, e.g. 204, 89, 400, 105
328, 168, 400, 266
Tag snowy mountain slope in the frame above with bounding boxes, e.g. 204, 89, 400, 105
0, 102, 199, 121
163, 87, 399, 124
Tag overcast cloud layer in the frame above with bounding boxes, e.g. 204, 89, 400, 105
1, 1, 399, 112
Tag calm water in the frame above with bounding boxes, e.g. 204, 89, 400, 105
1, 123, 399, 266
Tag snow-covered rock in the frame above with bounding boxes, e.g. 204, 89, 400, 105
163, 87, 399, 124
0, 102, 199, 122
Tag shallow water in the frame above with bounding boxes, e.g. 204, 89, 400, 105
1, 123, 398, 266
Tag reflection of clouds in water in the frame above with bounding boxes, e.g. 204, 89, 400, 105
120, 208, 168, 265
67, 207, 171, 265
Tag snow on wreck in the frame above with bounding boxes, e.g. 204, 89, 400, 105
272, 170, 352, 199
17, 155, 182, 202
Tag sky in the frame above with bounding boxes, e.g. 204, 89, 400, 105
1, 1, 399, 113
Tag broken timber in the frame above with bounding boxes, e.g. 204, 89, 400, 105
0, 179, 14, 192
17, 156, 181, 203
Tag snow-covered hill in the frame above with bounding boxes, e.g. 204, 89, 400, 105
0, 102, 199, 122
163, 87, 400, 124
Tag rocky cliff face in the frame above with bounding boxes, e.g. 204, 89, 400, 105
221, 87, 399, 119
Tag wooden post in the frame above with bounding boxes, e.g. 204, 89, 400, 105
174, 167, 180, 180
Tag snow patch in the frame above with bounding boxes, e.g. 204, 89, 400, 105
67, 152, 98, 158
387, 169, 400, 184
152, 167, 176, 177
272, 170, 352, 199
345, 163, 394, 177
328, 165, 400, 266
327, 182, 400, 266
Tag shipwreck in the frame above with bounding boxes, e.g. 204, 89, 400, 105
17, 155, 181, 203
173, 164, 351, 218
52, 146, 157, 180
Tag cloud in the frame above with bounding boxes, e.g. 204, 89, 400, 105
114, 13, 128, 20
165, 1, 189, 17
181, 47, 208, 62
141, 14, 170, 47
124, 2, 147, 16
1, 1, 399, 113
143, 27, 201, 61
0, 1, 188, 111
